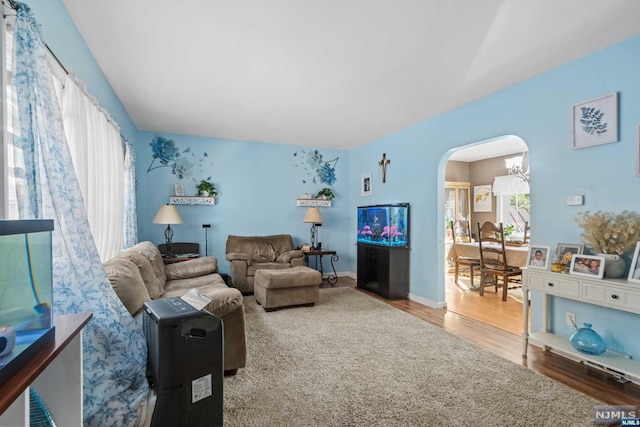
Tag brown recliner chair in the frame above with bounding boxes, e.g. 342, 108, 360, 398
225, 234, 305, 293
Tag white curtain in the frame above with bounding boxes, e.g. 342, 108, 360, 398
60, 74, 124, 261
492, 175, 529, 196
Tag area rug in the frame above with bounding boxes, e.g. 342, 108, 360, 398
223, 287, 598, 426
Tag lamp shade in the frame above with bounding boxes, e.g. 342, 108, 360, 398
152, 205, 182, 225
303, 207, 323, 224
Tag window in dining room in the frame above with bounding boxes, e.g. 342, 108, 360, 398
493, 175, 530, 240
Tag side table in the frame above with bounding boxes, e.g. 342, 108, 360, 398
303, 249, 339, 285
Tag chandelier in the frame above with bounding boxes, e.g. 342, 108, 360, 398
505, 154, 529, 183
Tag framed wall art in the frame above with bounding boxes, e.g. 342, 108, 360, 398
174, 183, 185, 196
361, 173, 372, 197
473, 185, 492, 212
637, 124, 640, 176
571, 92, 618, 149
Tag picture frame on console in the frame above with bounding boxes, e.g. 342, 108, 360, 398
555, 243, 583, 262
569, 254, 605, 279
628, 242, 640, 284
527, 245, 551, 270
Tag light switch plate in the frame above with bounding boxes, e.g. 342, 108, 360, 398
566, 195, 584, 206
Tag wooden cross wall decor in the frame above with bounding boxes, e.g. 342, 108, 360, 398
378, 153, 391, 183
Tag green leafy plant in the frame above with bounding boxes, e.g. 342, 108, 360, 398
315, 187, 335, 200
503, 224, 514, 238
196, 180, 217, 197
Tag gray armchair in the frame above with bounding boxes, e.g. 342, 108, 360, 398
225, 234, 304, 293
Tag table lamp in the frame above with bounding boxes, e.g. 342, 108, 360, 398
303, 207, 323, 250
152, 204, 182, 257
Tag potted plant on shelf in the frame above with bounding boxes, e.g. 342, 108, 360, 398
196, 180, 217, 197
315, 187, 335, 200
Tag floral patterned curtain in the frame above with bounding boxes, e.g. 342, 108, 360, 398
11, 3, 148, 425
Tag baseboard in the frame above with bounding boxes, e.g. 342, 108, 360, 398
336, 271, 357, 280
340, 272, 445, 308
409, 293, 447, 309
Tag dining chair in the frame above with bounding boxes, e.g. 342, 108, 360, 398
476, 221, 523, 301
450, 220, 480, 287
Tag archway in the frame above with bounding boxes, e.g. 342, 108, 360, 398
440, 135, 529, 334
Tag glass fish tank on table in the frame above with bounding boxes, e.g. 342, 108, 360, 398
357, 204, 410, 247
0, 219, 55, 387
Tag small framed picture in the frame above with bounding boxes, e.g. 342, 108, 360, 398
571, 92, 618, 149
628, 242, 640, 284
175, 183, 185, 196
473, 185, 492, 212
527, 245, 551, 270
361, 173, 372, 197
569, 254, 605, 279
555, 243, 584, 264
636, 124, 640, 176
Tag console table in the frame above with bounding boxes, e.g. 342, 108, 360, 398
0, 312, 92, 426
522, 269, 640, 384
303, 249, 339, 285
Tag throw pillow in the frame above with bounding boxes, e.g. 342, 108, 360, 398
125, 252, 163, 299
103, 258, 150, 316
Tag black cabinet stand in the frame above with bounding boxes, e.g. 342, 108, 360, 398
357, 244, 409, 299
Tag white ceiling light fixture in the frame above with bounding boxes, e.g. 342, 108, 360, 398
505, 154, 529, 183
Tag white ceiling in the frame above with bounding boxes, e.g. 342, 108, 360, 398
60, 0, 640, 150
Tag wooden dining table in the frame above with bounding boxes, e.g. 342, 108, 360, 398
447, 241, 530, 267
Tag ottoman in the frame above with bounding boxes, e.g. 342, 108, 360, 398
254, 266, 322, 311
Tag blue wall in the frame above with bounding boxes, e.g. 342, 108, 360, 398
26, 0, 640, 360
135, 132, 350, 275
349, 36, 640, 358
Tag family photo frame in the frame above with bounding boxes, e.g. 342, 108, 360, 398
571, 92, 618, 149
628, 242, 640, 284
555, 243, 584, 264
527, 245, 551, 270
569, 254, 605, 279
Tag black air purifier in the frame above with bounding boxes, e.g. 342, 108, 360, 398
143, 297, 223, 427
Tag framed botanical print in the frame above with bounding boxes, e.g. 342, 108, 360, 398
572, 92, 618, 149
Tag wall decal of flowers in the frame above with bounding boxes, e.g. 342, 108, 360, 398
293, 149, 339, 185
147, 135, 214, 182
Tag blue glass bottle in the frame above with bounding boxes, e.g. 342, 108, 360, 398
570, 323, 606, 355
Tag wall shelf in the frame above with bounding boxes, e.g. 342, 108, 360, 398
296, 199, 331, 207
169, 196, 215, 205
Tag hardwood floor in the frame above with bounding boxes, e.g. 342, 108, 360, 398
327, 276, 640, 406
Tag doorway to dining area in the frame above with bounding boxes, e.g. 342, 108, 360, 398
443, 136, 530, 335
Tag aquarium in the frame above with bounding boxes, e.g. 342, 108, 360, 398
0, 219, 55, 387
357, 204, 409, 248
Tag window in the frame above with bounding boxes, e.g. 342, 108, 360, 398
493, 175, 530, 238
